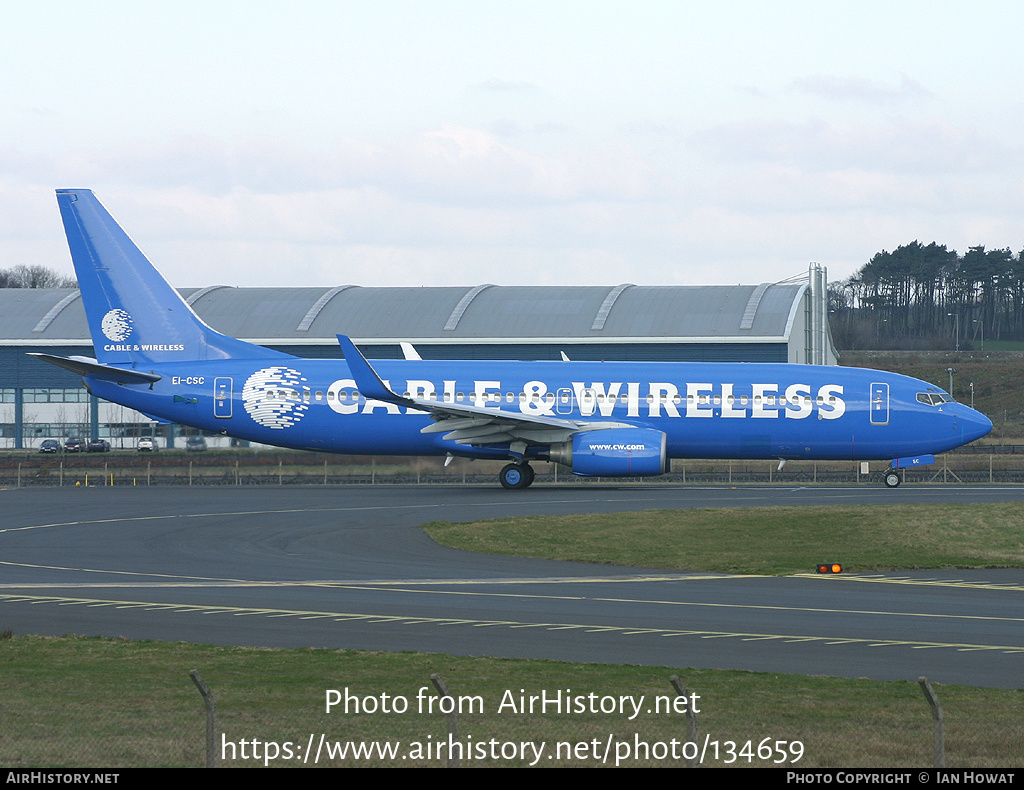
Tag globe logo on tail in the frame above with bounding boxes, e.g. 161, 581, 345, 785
101, 309, 133, 342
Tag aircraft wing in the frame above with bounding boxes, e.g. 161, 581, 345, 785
336, 335, 623, 449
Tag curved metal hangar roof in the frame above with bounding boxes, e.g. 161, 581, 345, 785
1, 280, 834, 364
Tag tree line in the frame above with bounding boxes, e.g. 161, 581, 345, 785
0, 265, 77, 289
829, 241, 1024, 350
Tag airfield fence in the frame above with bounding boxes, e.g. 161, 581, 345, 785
2, 449, 1024, 487
1, 652, 1019, 768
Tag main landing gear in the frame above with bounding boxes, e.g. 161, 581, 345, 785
499, 462, 535, 490
883, 469, 901, 488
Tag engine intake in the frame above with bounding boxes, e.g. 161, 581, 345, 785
548, 428, 667, 477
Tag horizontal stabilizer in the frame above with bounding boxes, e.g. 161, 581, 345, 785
138, 411, 174, 425
28, 353, 161, 385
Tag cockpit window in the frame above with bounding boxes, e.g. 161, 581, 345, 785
917, 392, 955, 406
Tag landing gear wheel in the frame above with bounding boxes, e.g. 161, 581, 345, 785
883, 470, 901, 488
499, 463, 534, 490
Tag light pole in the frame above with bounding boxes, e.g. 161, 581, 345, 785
945, 367, 956, 398
973, 318, 984, 351
947, 313, 960, 352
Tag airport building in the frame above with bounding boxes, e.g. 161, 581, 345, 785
0, 265, 836, 449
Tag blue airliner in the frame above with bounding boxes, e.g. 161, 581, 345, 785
33, 189, 992, 489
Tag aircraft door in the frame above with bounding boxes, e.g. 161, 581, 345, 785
870, 382, 889, 425
214, 377, 233, 419
555, 388, 574, 415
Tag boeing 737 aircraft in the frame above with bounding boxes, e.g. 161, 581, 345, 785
32, 189, 992, 489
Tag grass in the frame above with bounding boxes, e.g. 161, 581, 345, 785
423, 502, 1024, 575
5, 501, 1024, 767
1, 635, 1021, 768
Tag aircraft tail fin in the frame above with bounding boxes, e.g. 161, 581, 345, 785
56, 189, 288, 365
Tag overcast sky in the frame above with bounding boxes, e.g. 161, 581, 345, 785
1, 1, 1022, 290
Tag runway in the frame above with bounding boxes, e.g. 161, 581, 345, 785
1, 484, 1022, 688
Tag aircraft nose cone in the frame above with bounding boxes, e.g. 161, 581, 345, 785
961, 407, 993, 444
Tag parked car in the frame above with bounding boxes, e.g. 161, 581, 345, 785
87, 439, 110, 453
185, 436, 207, 452
64, 438, 85, 453
38, 439, 62, 453
137, 437, 158, 452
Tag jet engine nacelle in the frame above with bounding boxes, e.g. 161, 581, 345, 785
548, 428, 667, 477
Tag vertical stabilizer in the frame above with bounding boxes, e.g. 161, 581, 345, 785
56, 189, 286, 364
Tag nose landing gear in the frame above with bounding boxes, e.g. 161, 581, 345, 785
499, 462, 535, 490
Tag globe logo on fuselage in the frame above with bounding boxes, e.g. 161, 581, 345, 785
242, 367, 310, 429
101, 309, 133, 342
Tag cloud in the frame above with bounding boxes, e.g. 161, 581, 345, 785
790, 73, 935, 104
0, 127, 665, 207
691, 117, 1011, 174
472, 78, 539, 92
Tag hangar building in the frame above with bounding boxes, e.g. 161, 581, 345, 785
0, 265, 836, 449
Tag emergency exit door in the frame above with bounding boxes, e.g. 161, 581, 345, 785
214, 377, 233, 419
870, 382, 889, 425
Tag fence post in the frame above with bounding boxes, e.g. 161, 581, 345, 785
669, 675, 699, 768
189, 670, 219, 768
918, 676, 945, 768
430, 673, 459, 768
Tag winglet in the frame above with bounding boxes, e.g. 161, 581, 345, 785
336, 335, 415, 407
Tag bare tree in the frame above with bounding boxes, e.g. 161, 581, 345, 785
0, 265, 77, 288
